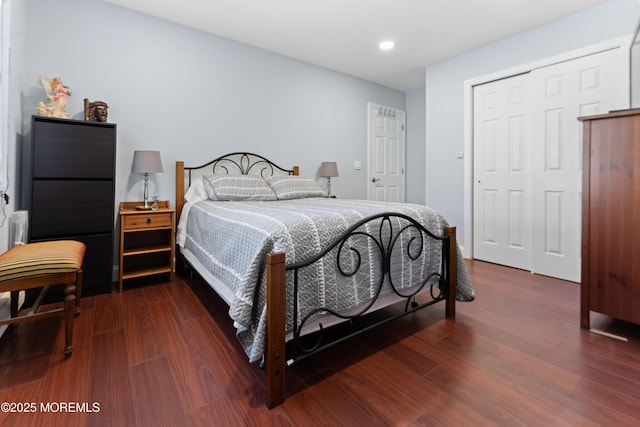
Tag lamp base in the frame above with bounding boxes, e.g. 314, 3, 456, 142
135, 205, 153, 210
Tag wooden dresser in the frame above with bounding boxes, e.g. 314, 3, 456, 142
27, 115, 116, 298
579, 110, 640, 328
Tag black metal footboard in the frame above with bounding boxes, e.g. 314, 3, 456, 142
288, 212, 454, 362
265, 212, 457, 408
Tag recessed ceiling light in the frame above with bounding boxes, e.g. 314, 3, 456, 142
379, 40, 394, 51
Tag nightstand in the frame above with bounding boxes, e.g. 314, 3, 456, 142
119, 201, 175, 292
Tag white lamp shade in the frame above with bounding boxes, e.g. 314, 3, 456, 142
131, 150, 164, 173
319, 161, 339, 177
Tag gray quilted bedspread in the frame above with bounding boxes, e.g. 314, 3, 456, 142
178, 198, 475, 362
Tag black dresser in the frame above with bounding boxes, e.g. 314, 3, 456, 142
27, 115, 116, 297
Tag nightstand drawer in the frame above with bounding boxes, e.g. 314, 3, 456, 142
123, 213, 173, 230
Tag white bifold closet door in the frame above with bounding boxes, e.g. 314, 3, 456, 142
473, 48, 626, 282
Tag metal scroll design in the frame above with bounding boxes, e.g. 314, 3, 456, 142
286, 212, 451, 362
185, 152, 294, 186
211, 153, 278, 177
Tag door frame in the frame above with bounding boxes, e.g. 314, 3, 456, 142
462, 36, 631, 260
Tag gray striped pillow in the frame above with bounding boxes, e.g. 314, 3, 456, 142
265, 176, 327, 200
202, 174, 277, 201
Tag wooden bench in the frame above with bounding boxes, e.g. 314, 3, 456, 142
0, 241, 85, 358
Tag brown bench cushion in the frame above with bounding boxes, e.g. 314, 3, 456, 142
0, 241, 86, 281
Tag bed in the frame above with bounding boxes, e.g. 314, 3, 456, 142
175, 152, 474, 407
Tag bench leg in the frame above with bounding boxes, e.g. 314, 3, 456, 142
63, 283, 76, 358
10, 291, 18, 317
75, 270, 83, 317
8, 291, 19, 332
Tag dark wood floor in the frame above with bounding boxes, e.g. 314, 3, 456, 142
0, 260, 639, 426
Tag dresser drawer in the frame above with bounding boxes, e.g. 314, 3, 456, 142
32, 119, 116, 179
123, 213, 173, 231
31, 180, 114, 238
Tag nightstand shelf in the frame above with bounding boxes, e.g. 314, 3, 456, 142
123, 245, 172, 256
119, 201, 175, 292
121, 266, 173, 280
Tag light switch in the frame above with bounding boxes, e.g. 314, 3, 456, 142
354, 160, 361, 170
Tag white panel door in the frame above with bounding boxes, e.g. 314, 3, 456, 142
473, 48, 626, 282
367, 103, 406, 202
530, 49, 627, 282
473, 74, 531, 270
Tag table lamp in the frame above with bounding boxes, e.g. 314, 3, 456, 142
131, 150, 164, 209
319, 161, 339, 197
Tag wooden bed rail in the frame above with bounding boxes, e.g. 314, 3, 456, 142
265, 252, 286, 409
445, 226, 457, 318
176, 160, 185, 223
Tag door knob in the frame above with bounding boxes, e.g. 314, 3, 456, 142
371, 177, 380, 183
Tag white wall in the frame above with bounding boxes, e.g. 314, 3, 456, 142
2, 0, 407, 254
425, 0, 640, 250
405, 87, 425, 204
23, 0, 406, 203
0, 0, 26, 251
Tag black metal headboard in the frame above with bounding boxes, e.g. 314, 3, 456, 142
183, 152, 296, 188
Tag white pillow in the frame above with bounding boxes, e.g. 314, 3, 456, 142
184, 179, 208, 203
265, 176, 327, 200
202, 174, 277, 201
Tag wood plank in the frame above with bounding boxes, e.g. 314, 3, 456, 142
130, 357, 188, 426
0, 317, 58, 388
31, 308, 95, 427
92, 292, 124, 336
122, 287, 164, 366
181, 315, 261, 406
88, 329, 137, 427
148, 299, 221, 412
0, 381, 43, 427
163, 281, 207, 321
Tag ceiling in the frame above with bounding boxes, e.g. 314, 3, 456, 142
103, 0, 613, 91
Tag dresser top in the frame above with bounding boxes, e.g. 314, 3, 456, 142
578, 109, 640, 122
